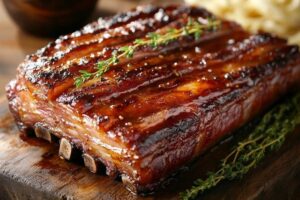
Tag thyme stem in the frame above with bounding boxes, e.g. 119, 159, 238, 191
180, 92, 300, 200
74, 18, 221, 87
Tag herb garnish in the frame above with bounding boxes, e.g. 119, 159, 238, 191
181, 92, 300, 200
74, 18, 220, 87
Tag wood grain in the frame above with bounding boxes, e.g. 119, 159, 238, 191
0, 0, 300, 199
0, 97, 300, 200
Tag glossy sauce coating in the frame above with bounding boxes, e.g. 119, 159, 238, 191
8, 5, 300, 194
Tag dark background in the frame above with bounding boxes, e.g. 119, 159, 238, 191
0, 0, 182, 96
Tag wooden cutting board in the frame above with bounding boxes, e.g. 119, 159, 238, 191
0, 95, 300, 200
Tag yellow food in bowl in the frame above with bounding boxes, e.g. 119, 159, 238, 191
185, 0, 300, 45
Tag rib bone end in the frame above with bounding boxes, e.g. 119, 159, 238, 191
83, 153, 97, 173
34, 126, 52, 142
59, 138, 72, 160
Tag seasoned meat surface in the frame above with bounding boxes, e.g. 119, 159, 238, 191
6, 5, 300, 194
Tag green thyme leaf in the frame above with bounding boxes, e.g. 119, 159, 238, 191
74, 18, 221, 87
180, 92, 300, 200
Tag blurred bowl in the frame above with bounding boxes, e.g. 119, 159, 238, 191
3, 0, 99, 37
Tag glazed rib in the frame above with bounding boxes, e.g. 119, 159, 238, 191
6, 5, 300, 194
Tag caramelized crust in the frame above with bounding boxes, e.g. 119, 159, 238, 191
6, 5, 300, 194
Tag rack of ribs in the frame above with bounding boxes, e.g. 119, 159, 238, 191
6, 5, 300, 194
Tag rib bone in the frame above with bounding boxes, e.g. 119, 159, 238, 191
59, 138, 73, 160
83, 153, 98, 173
34, 125, 52, 142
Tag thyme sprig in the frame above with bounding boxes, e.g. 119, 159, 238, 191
180, 92, 300, 200
74, 18, 221, 87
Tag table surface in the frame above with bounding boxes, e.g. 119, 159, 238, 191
1, 96, 300, 200
0, 0, 181, 96
1, 1, 300, 200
